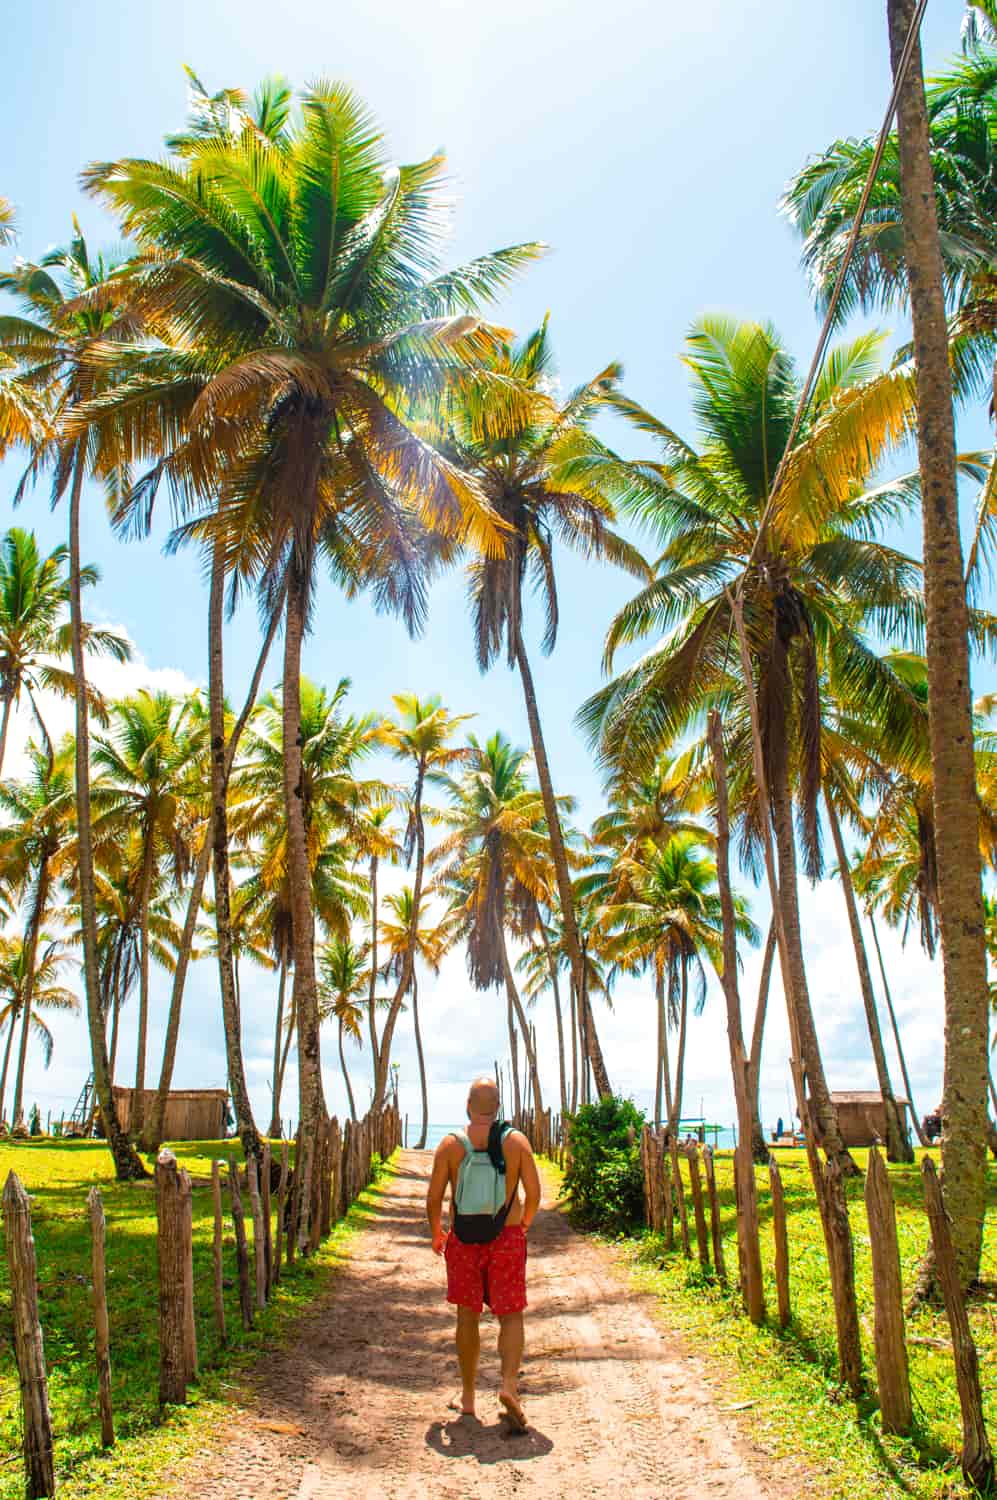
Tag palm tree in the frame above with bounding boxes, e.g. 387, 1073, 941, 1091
599, 833, 756, 1135
76, 850, 186, 1092
890, 0, 995, 1305
84, 79, 540, 1209
435, 732, 563, 1125
785, 5, 995, 1285
352, 803, 401, 1089
0, 527, 131, 775
236, 677, 374, 1132
0, 198, 14, 246
442, 320, 649, 1097
0, 934, 78, 1124
379, 887, 457, 1148
318, 936, 371, 1122
91, 691, 204, 1138
0, 738, 78, 1127
0, 224, 145, 1178
373, 695, 471, 1110
583, 315, 923, 1170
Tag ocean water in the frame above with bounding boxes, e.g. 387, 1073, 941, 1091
412, 1122, 739, 1152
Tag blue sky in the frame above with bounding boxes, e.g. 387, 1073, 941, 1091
1, 0, 989, 1139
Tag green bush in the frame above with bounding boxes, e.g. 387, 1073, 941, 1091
563, 1095, 645, 1234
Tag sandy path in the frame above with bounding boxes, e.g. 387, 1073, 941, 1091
192, 1151, 794, 1500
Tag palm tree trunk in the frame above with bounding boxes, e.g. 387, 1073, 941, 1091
538, 925, 568, 1119
144, 582, 281, 1153
338, 1016, 357, 1123
0, 1008, 17, 1124
373, 765, 426, 1110
67, 452, 144, 1179
867, 909, 930, 1147
508, 989, 522, 1119
412, 970, 429, 1148
655, 970, 666, 1129
889, 0, 992, 1292
569, 977, 578, 1114
769, 748, 854, 1171
276, 989, 296, 1127
514, 628, 611, 1096
749, 919, 776, 1162
666, 960, 689, 1140
501, 933, 543, 1122
130, 826, 156, 1138
827, 795, 912, 1162
108, 987, 121, 1088
0, 692, 13, 780
208, 540, 261, 1163
367, 853, 381, 1078
283, 563, 325, 1243
12, 864, 49, 1129
268, 962, 288, 1137
579, 971, 590, 1106
708, 709, 766, 1321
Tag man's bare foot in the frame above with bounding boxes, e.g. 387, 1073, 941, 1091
448, 1392, 476, 1417
499, 1390, 528, 1431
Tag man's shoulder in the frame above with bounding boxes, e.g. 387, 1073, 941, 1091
502, 1127, 533, 1156
433, 1132, 464, 1160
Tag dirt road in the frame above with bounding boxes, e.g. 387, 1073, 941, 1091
192, 1151, 794, 1500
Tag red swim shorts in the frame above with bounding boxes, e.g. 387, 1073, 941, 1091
445, 1223, 527, 1317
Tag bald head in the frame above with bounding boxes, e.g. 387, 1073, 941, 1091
467, 1077, 500, 1121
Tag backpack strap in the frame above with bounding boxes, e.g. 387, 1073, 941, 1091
454, 1130, 475, 1159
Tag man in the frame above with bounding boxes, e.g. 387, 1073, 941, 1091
426, 1077, 541, 1428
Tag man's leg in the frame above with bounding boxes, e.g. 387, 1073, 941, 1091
455, 1305, 481, 1415
498, 1312, 526, 1423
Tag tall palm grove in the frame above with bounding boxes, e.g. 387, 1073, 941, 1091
1, 2, 996, 1284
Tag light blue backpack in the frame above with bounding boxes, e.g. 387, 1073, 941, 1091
453, 1122, 515, 1244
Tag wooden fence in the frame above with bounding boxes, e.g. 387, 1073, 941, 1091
2, 1104, 401, 1499
511, 1107, 566, 1164
639, 1127, 994, 1491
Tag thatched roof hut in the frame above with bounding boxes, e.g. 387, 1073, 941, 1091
829, 1090, 910, 1149
111, 1087, 228, 1141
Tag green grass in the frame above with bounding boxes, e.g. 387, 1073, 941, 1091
555, 1148, 997, 1500
0, 1137, 394, 1499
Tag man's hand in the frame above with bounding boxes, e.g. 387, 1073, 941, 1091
432, 1227, 447, 1256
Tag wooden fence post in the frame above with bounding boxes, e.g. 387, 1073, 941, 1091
211, 1162, 226, 1346
3, 1173, 55, 1497
660, 1141, 674, 1250
328, 1118, 341, 1230
768, 1156, 791, 1329
669, 1136, 691, 1257
702, 1147, 726, 1283
922, 1157, 994, 1489
181, 1169, 197, 1383
155, 1150, 188, 1408
247, 1156, 266, 1311
863, 1148, 911, 1434
686, 1148, 711, 1270
821, 1158, 862, 1397
88, 1186, 114, 1448
309, 1119, 327, 1255
640, 1127, 652, 1227
261, 1142, 273, 1296
274, 1138, 289, 1287
228, 1161, 253, 1330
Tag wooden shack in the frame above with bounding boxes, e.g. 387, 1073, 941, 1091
829, 1090, 910, 1148
110, 1087, 228, 1140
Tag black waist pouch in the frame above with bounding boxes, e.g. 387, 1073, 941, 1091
453, 1198, 512, 1245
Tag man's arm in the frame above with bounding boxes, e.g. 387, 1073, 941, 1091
510, 1132, 541, 1232
426, 1137, 454, 1255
